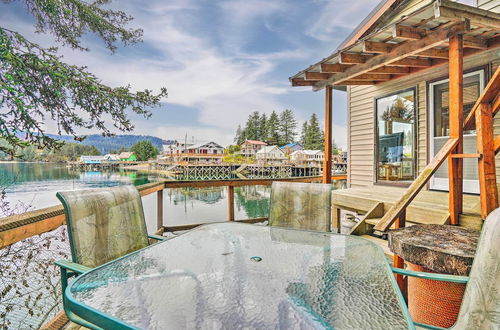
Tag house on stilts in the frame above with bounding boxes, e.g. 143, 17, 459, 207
290, 0, 500, 249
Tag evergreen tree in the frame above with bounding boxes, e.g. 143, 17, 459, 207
300, 121, 308, 146
234, 125, 243, 144
244, 111, 261, 140
0, 0, 167, 155
303, 114, 324, 150
279, 109, 297, 145
266, 111, 281, 145
258, 113, 268, 141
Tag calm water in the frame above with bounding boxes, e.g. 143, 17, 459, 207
0, 162, 279, 232
1, 162, 347, 329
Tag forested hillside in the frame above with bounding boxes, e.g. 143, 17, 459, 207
44, 134, 165, 154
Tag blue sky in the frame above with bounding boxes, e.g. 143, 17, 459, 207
1, 0, 381, 149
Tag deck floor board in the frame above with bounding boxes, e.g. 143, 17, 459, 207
333, 185, 484, 230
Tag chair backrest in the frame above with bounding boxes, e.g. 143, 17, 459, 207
57, 185, 149, 268
453, 208, 500, 329
269, 182, 331, 232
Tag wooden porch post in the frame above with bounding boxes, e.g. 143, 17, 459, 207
323, 86, 333, 184
448, 34, 464, 225
476, 103, 499, 218
228, 185, 235, 221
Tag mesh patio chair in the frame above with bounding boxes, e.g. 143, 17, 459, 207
54, 185, 166, 329
269, 182, 332, 232
391, 207, 500, 329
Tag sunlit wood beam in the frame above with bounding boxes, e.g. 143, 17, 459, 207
339, 52, 373, 64
305, 72, 331, 80
393, 24, 426, 40
320, 63, 352, 73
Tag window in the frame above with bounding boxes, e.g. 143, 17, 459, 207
376, 89, 416, 183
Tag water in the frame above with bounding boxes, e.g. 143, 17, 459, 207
0, 162, 278, 232
0, 162, 347, 329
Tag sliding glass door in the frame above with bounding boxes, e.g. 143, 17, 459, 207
429, 70, 484, 193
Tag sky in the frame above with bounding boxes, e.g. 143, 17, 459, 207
1, 0, 382, 149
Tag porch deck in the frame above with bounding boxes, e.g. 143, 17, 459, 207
332, 185, 485, 231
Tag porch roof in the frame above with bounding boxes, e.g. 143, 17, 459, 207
290, 0, 500, 90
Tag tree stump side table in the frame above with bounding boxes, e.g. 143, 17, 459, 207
388, 224, 479, 328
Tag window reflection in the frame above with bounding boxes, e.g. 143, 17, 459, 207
376, 89, 416, 183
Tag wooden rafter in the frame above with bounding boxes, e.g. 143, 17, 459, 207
340, 53, 373, 64
305, 72, 331, 80
363, 41, 395, 53
349, 73, 391, 81
435, 0, 500, 30
417, 48, 449, 58
320, 63, 352, 73
291, 78, 317, 87
369, 66, 410, 74
393, 24, 426, 40
319, 20, 469, 87
388, 58, 433, 67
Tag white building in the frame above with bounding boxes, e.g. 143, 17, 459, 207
291, 150, 324, 167
256, 146, 286, 165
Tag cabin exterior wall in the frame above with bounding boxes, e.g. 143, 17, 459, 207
347, 48, 500, 188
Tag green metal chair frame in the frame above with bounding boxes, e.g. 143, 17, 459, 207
55, 185, 166, 329
391, 207, 500, 329
269, 182, 332, 232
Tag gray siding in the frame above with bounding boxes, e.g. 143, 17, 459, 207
347, 48, 500, 187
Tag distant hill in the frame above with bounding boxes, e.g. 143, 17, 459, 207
44, 133, 166, 154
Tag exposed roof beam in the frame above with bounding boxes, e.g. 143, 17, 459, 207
339, 53, 373, 64
320, 63, 352, 73
305, 72, 331, 80
369, 66, 410, 74
316, 20, 469, 88
417, 48, 449, 58
291, 78, 317, 87
363, 41, 396, 53
335, 81, 376, 85
388, 58, 433, 67
393, 24, 426, 40
349, 73, 392, 81
434, 0, 500, 30
463, 35, 488, 49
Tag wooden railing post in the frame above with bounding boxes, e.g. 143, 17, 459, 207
323, 85, 333, 184
476, 102, 498, 218
228, 185, 235, 221
393, 209, 407, 301
157, 189, 164, 230
448, 34, 464, 225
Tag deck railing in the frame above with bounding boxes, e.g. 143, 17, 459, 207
0, 175, 347, 249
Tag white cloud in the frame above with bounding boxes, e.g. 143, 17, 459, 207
306, 0, 379, 42
2, 0, 357, 147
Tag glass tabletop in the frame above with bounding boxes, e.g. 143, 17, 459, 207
66, 223, 414, 329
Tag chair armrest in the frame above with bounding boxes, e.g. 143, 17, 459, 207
56, 260, 92, 275
391, 267, 469, 284
148, 234, 168, 241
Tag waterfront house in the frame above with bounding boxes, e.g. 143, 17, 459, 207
291, 150, 325, 167
256, 146, 286, 165
103, 154, 120, 161
280, 143, 303, 155
80, 156, 105, 164
240, 140, 267, 157
290, 0, 500, 228
176, 142, 225, 164
162, 141, 194, 156
119, 152, 137, 161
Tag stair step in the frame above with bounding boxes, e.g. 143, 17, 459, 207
360, 234, 394, 260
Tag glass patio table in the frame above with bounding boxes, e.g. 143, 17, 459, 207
65, 222, 414, 329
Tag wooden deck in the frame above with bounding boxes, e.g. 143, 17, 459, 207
332, 185, 485, 231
